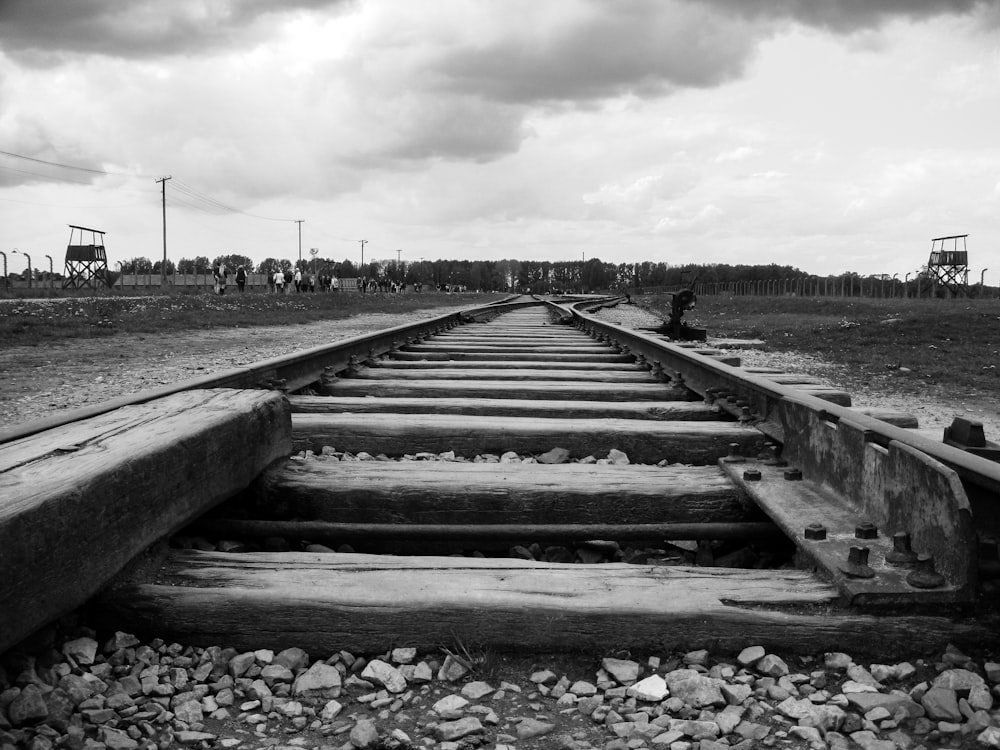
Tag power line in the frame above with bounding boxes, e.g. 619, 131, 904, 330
0, 163, 96, 185
170, 178, 296, 222
0, 149, 156, 179
0, 150, 296, 224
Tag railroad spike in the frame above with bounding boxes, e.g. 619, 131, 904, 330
907, 555, 946, 589
762, 444, 787, 466
885, 532, 919, 566
840, 546, 875, 579
721, 443, 745, 463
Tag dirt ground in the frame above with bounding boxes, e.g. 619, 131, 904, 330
0, 312, 447, 430
2, 307, 999, 443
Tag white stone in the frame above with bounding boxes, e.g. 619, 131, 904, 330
291, 662, 341, 697
461, 681, 494, 700
62, 637, 99, 666
932, 668, 985, 691
627, 675, 668, 702
361, 659, 407, 694
433, 694, 469, 719
846, 664, 882, 688
737, 646, 765, 667
824, 652, 853, 670
602, 658, 641, 685
391, 647, 416, 665
841, 680, 879, 694
757, 654, 789, 677
319, 699, 343, 721
570, 680, 598, 697
978, 726, 1000, 748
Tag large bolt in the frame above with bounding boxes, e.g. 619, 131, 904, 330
721, 443, 745, 464
907, 555, 946, 589
743, 468, 762, 481
804, 523, 827, 541
840, 546, 875, 579
783, 468, 803, 481
855, 522, 878, 540
885, 532, 919, 565
762, 445, 788, 467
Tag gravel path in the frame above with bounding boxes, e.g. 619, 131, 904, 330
0, 310, 468, 431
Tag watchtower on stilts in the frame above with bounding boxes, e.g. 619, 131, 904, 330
63, 225, 110, 290
922, 234, 969, 298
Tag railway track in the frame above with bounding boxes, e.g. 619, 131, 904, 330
2, 295, 999, 660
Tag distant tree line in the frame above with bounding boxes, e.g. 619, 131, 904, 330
98, 256, 993, 297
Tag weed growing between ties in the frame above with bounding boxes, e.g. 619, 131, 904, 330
0, 291, 498, 346
640, 294, 1000, 395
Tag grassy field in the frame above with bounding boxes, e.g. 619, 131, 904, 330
640, 293, 1000, 397
0, 290, 500, 346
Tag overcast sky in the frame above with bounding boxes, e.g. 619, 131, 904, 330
1, 0, 998, 280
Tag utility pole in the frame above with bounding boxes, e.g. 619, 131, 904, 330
396, 249, 402, 264
295, 220, 304, 265
359, 239, 368, 271
156, 176, 171, 286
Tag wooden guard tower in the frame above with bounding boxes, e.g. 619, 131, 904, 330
63, 225, 110, 289
923, 234, 969, 297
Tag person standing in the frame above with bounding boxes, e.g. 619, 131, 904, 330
273, 267, 285, 294
294, 268, 302, 293
217, 262, 228, 295
236, 265, 247, 293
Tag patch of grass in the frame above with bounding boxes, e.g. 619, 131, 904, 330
640, 294, 1000, 394
0, 291, 499, 346
442, 635, 505, 684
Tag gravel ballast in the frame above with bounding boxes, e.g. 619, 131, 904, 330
3, 628, 1000, 750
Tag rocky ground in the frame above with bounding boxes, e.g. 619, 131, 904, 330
3, 303, 1000, 749
3, 627, 1000, 750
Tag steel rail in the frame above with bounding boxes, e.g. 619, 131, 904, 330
0, 299, 543, 446
566, 301, 1000, 499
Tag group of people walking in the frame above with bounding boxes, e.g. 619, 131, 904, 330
212, 264, 250, 295
210, 264, 344, 294
269, 268, 338, 293
212, 264, 433, 294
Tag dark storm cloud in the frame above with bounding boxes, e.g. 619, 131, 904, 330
433, 2, 759, 104
430, 0, 991, 105
695, 0, 989, 33
0, 0, 353, 63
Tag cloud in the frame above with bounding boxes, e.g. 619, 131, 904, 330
695, 0, 988, 33
653, 203, 724, 233
715, 147, 758, 163
0, 0, 354, 62
429, 1, 761, 104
